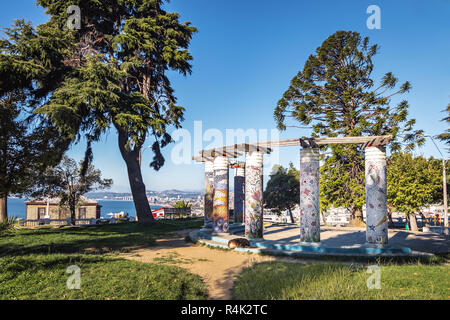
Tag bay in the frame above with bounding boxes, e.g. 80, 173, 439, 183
6, 198, 162, 220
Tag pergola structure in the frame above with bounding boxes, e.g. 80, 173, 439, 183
193, 135, 393, 245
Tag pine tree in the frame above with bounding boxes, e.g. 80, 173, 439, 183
33, 0, 197, 224
0, 20, 72, 221
274, 31, 424, 225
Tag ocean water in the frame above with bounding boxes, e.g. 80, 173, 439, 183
7, 198, 162, 220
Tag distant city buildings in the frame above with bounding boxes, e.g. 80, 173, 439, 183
86, 190, 204, 212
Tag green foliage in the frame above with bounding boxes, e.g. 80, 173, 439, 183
263, 163, 299, 221
34, 155, 113, 224
274, 31, 424, 219
173, 200, 191, 217
0, 94, 68, 198
0, 19, 73, 98
387, 152, 444, 216
0, 219, 207, 299
319, 146, 365, 213
233, 261, 449, 300
34, 0, 197, 170
0, 218, 203, 257
437, 103, 450, 151
0, 216, 19, 233
173, 200, 191, 209
1, 1, 197, 222
0, 254, 207, 300
0, 21, 72, 220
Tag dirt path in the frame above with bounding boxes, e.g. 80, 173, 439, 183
120, 229, 275, 299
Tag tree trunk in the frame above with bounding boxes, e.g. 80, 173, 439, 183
117, 129, 154, 225
419, 212, 430, 227
0, 194, 7, 222
349, 207, 366, 227
287, 208, 295, 223
321, 212, 327, 225
387, 208, 395, 228
408, 214, 418, 232
70, 204, 76, 226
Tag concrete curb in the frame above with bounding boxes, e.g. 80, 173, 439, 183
190, 229, 435, 259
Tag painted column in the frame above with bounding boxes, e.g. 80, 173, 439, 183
299, 148, 320, 242
365, 146, 388, 245
213, 156, 229, 233
203, 160, 214, 229
245, 151, 264, 239
234, 167, 245, 223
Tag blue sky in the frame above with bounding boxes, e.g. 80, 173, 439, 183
1, 0, 449, 192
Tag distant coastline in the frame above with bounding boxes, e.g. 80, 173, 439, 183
6, 198, 165, 220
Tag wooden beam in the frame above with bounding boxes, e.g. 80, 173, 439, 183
198, 135, 392, 155
192, 156, 214, 162
234, 143, 272, 154
199, 149, 242, 158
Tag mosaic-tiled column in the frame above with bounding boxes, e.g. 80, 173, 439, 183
365, 147, 388, 245
204, 160, 214, 229
299, 148, 320, 242
213, 156, 229, 233
245, 151, 264, 239
234, 167, 245, 223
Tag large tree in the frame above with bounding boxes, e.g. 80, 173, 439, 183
263, 164, 299, 223
0, 21, 72, 222
35, 155, 112, 225
274, 31, 423, 226
387, 152, 443, 231
32, 0, 197, 224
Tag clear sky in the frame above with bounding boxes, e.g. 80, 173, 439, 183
1, 0, 449, 192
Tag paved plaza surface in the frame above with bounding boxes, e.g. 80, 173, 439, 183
255, 224, 450, 254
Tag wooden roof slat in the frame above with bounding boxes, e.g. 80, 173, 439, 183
199, 149, 242, 158
234, 143, 272, 154
192, 156, 214, 162
198, 135, 392, 155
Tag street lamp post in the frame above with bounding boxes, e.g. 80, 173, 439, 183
424, 134, 448, 227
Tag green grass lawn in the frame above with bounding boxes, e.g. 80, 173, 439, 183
0, 218, 203, 257
0, 218, 208, 300
232, 261, 450, 300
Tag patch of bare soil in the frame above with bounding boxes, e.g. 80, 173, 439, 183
119, 229, 275, 299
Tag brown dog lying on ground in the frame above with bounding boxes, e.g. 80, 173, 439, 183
228, 238, 251, 249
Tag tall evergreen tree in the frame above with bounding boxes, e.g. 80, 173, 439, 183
33, 0, 197, 224
0, 21, 72, 221
274, 31, 424, 225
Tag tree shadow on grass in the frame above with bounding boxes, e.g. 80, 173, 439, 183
0, 254, 115, 287
1, 254, 111, 274
0, 236, 151, 258
0, 219, 204, 258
